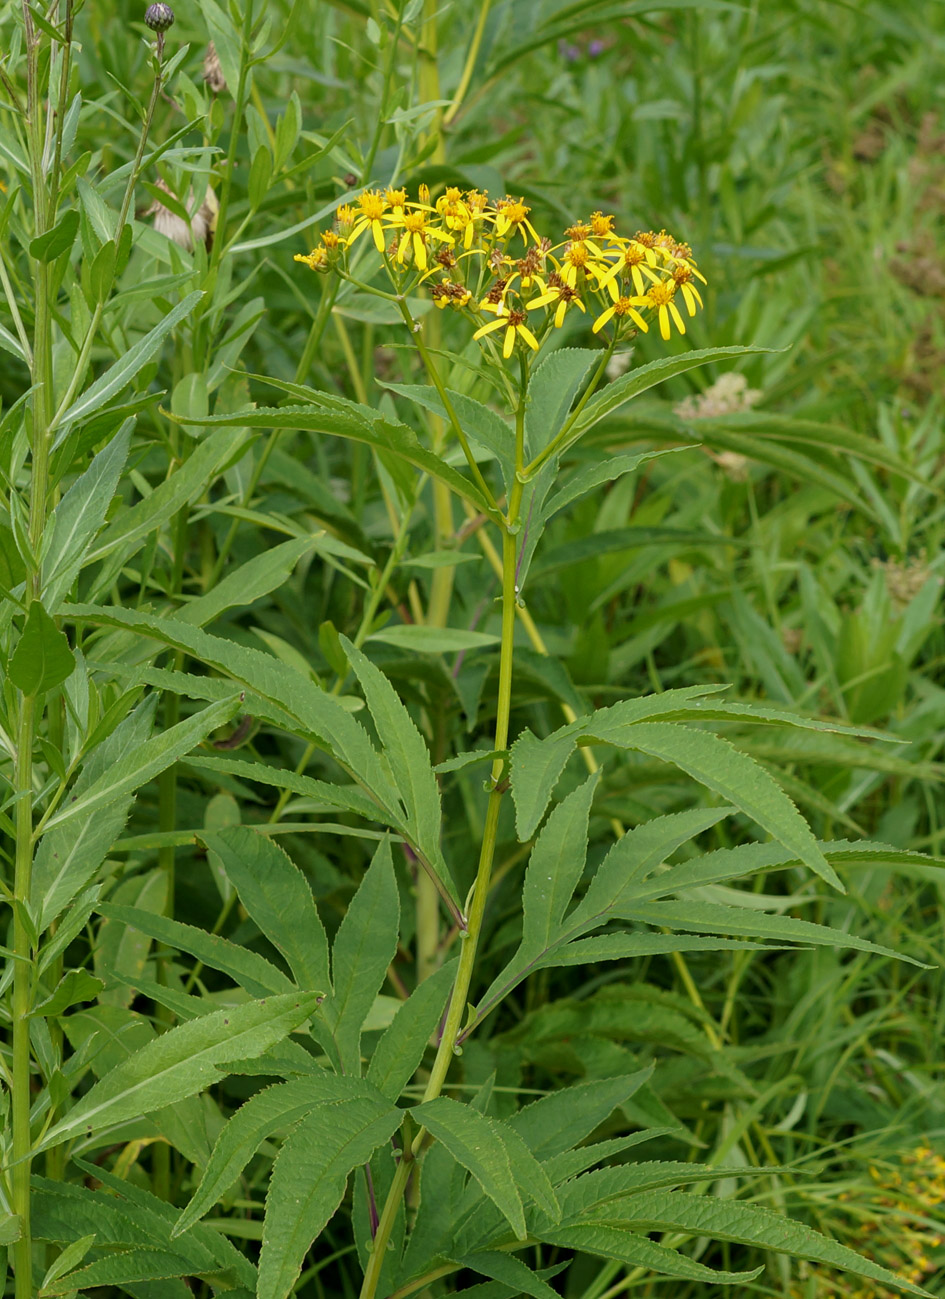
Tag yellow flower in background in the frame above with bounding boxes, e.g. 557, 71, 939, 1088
473, 308, 540, 357
592, 294, 648, 334
294, 247, 329, 272
672, 263, 704, 315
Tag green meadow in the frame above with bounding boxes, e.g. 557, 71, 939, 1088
1, 2, 944, 1297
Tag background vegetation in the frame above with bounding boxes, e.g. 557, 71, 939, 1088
2, 1, 945, 1297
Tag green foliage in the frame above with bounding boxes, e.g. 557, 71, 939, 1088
1, 1, 943, 1299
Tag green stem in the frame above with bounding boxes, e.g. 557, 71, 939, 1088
11, 696, 36, 1299
442, 0, 491, 126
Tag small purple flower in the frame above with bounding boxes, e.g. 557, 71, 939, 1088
588, 38, 606, 58
558, 39, 581, 63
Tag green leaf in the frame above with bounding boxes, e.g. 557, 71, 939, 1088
508, 729, 576, 841
453, 1251, 561, 1299
96, 904, 295, 997
187, 755, 384, 823
0, 1215, 22, 1246
382, 381, 514, 487
174, 1074, 380, 1236
599, 721, 842, 890
257, 1093, 402, 1299
570, 345, 776, 440
412, 1098, 526, 1239
174, 403, 499, 518
599, 1189, 932, 1294
521, 772, 598, 958
509, 1070, 655, 1160
53, 290, 204, 445
544, 448, 688, 522
540, 1222, 760, 1284
41, 1246, 205, 1296
41, 421, 132, 607
367, 625, 499, 653
204, 825, 329, 993
29, 209, 79, 262
322, 838, 400, 1073
341, 636, 450, 895
83, 425, 246, 568
61, 605, 401, 814
626, 899, 922, 966
524, 347, 598, 458
29, 969, 105, 1019
367, 958, 456, 1100
9, 601, 76, 695
35, 991, 321, 1153
175, 536, 319, 627
42, 696, 240, 833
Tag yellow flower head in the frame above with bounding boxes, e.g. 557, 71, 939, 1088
592, 294, 648, 335
494, 197, 539, 245
526, 272, 586, 328
294, 247, 329, 273
336, 204, 356, 230
320, 229, 342, 250
589, 210, 615, 238
473, 307, 540, 358
385, 187, 408, 211
646, 280, 686, 340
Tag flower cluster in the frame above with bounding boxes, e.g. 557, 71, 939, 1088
790, 1144, 945, 1298
294, 186, 706, 359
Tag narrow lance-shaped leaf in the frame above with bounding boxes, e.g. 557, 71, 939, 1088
174, 1074, 382, 1237
412, 1098, 527, 1240
204, 825, 329, 993
521, 771, 599, 958
52, 290, 203, 445
257, 1094, 403, 1299
34, 991, 321, 1153
322, 838, 400, 1074
366, 958, 456, 1101
41, 696, 241, 833
341, 635, 454, 900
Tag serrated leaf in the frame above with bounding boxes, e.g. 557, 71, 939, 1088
522, 771, 598, 957
626, 899, 923, 965
453, 1251, 561, 1299
322, 838, 400, 1073
540, 1222, 760, 1283
174, 1074, 380, 1236
412, 1098, 526, 1239
596, 1190, 931, 1294
524, 347, 598, 458
257, 1094, 402, 1299
367, 625, 499, 653
382, 381, 514, 488
95, 904, 294, 996
205, 825, 329, 993
509, 1069, 654, 1160
41, 1246, 204, 1296
9, 601, 76, 695
570, 345, 776, 439
341, 636, 451, 899
41, 696, 240, 833
367, 959, 456, 1100
543, 447, 688, 521
597, 721, 841, 889
29, 969, 104, 1019
509, 729, 575, 841
188, 755, 385, 823
174, 403, 499, 518
35, 991, 321, 1153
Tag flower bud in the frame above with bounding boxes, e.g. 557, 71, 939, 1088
145, 3, 175, 31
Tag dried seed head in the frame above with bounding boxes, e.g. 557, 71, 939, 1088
144, 3, 174, 31
203, 41, 226, 94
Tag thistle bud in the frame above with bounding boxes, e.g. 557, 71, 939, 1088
144, 3, 174, 30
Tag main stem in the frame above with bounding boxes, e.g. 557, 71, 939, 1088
359, 413, 525, 1299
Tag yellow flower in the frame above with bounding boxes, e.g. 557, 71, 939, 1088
526, 273, 586, 328
646, 281, 686, 339
555, 238, 609, 288
599, 239, 660, 297
320, 229, 342, 250
431, 279, 472, 310
294, 247, 329, 272
592, 294, 648, 334
589, 210, 615, 238
394, 209, 451, 270
493, 197, 540, 245
473, 308, 540, 358
347, 190, 390, 252
672, 263, 704, 316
